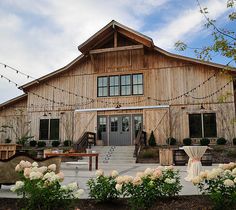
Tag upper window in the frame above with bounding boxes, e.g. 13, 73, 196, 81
97, 74, 143, 97
39, 119, 59, 140
189, 113, 217, 138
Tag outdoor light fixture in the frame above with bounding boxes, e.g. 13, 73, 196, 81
200, 104, 205, 110
43, 113, 47, 117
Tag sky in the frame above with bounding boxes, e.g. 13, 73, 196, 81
0, 0, 235, 104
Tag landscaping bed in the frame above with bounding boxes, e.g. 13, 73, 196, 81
0, 195, 216, 210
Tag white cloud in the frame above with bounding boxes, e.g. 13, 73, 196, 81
146, 0, 228, 49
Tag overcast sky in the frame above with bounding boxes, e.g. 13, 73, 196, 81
0, 0, 234, 104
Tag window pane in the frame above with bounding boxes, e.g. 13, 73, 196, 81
133, 85, 143, 95
50, 119, 59, 140
122, 116, 130, 132
98, 87, 108, 97
98, 77, 108, 97
110, 117, 118, 132
121, 86, 131, 95
39, 119, 49, 140
189, 114, 202, 138
110, 76, 119, 86
109, 76, 119, 96
203, 113, 217, 137
133, 74, 143, 85
134, 116, 142, 137
121, 75, 131, 85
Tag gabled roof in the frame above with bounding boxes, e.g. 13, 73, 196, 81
20, 20, 235, 91
0, 94, 27, 110
78, 20, 154, 53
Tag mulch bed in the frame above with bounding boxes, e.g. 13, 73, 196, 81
0, 195, 218, 210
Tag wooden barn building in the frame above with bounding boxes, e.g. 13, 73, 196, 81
0, 20, 236, 146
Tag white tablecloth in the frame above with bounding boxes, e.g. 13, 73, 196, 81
183, 146, 208, 181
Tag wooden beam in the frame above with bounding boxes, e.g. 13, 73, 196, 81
89, 45, 143, 55
114, 30, 117, 48
90, 54, 97, 72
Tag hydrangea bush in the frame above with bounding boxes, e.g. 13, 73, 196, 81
117, 166, 182, 209
87, 169, 120, 202
11, 160, 84, 210
192, 162, 236, 210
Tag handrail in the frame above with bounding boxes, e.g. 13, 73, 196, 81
74, 132, 96, 152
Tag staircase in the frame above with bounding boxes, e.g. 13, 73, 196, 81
91, 146, 136, 165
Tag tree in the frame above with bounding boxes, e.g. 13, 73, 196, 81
175, 0, 236, 67
148, 130, 156, 146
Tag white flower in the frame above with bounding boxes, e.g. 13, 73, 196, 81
11, 181, 24, 192
224, 179, 234, 187
74, 189, 84, 198
151, 169, 162, 180
232, 168, 236, 175
38, 166, 47, 174
115, 183, 122, 191
15, 164, 22, 172
192, 176, 202, 185
136, 172, 145, 178
48, 164, 56, 172
132, 177, 142, 186
165, 165, 174, 171
43, 171, 59, 182
110, 170, 119, 178
156, 166, 164, 171
24, 168, 31, 178
234, 177, 236, 183
123, 175, 133, 184
67, 182, 78, 191
144, 168, 154, 176
32, 162, 39, 167
224, 170, 232, 175
56, 172, 64, 181
207, 171, 218, 180
95, 169, 104, 177
199, 171, 208, 179
164, 178, 176, 184
29, 171, 43, 180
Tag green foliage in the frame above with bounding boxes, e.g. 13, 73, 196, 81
217, 137, 227, 145
148, 131, 156, 146
140, 150, 157, 159
29, 140, 37, 147
120, 167, 182, 210
200, 138, 210, 146
27, 150, 37, 158
87, 170, 120, 202
166, 137, 177, 145
63, 140, 72, 147
37, 141, 46, 147
52, 140, 60, 147
233, 138, 236, 145
193, 163, 236, 210
183, 138, 192, 146
17, 132, 34, 146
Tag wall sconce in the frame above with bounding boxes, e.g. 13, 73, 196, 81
43, 113, 47, 117
200, 104, 205, 110
115, 104, 121, 109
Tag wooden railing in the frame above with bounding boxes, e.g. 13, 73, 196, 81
74, 132, 96, 152
133, 126, 146, 158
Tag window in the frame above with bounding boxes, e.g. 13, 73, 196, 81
189, 113, 217, 138
98, 117, 107, 132
122, 116, 130, 132
39, 119, 59, 140
133, 74, 143, 95
109, 76, 119, 96
97, 73, 143, 97
98, 77, 108, 97
110, 117, 118, 132
121, 75, 131, 96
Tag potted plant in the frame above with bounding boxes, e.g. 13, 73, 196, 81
4, 138, 11, 144
148, 131, 156, 147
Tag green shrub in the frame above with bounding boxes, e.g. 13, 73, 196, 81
27, 150, 37, 158
200, 138, 210, 146
148, 131, 156, 146
63, 140, 72, 147
29, 140, 37, 147
52, 140, 60, 147
5, 138, 11, 143
183, 138, 192, 146
166, 137, 177, 145
37, 141, 46, 147
217, 137, 227, 145
233, 138, 236, 145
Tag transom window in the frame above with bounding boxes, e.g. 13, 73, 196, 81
97, 74, 143, 97
39, 119, 59, 140
189, 113, 217, 138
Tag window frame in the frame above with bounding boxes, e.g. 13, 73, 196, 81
132, 73, 144, 95
120, 74, 132, 96
97, 76, 108, 97
188, 112, 217, 138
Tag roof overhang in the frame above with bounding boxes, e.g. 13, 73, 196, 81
0, 94, 27, 110
75, 105, 169, 112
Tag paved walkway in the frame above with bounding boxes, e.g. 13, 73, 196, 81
0, 162, 217, 199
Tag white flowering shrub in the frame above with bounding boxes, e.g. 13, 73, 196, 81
87, 169, 120, 202
117, 166, 182, 210
11, 160, 84, 210
192, 162, 236, 210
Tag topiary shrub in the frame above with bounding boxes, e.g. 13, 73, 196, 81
183, 138, 192, 146
166, 137, 177, 145
29, 140, 37, 147
233, 138, 236, 145
63, 140, 72, 147
52, 140, 60, 147
148, 131, 156, 146
216, 137, 227, 145
200, 138, 210, 146
37, 141, 46, 147
5, 138, 11, 143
